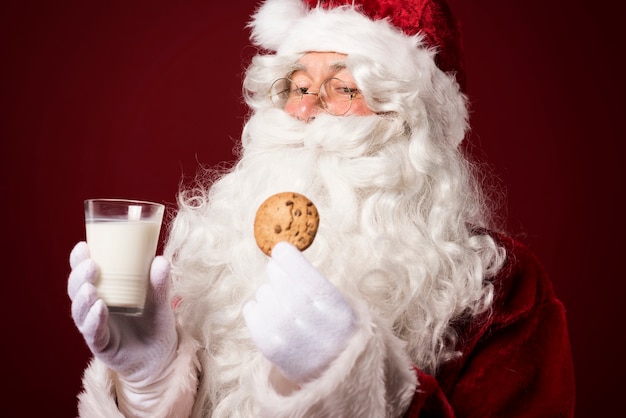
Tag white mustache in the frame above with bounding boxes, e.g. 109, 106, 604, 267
242, 108, 408, 158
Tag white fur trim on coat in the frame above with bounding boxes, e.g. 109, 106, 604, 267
77, 327, 200, 418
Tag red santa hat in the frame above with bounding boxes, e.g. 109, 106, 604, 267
248, 0, 466, 91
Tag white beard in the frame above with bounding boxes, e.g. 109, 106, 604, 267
168, 108, 421, 303
165, 108, 496, 416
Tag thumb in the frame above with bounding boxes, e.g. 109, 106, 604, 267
149, 256, 171, 307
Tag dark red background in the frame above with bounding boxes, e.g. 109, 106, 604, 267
1, 1, 622, 416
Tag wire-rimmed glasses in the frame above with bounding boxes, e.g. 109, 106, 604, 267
269, 77, 358, 116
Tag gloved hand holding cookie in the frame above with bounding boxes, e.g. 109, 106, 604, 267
247, 192, 356, 385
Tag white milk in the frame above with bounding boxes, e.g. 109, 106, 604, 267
86, 220, 161, 313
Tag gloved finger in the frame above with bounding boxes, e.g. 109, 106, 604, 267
81, 298, 111, 353
242, 299, 258, 327
71, 282, 100, 330
69, 241, 90, 269
271, 241, 336, 299
245, 282, 288, 331
254, 282, 281, 307
242, 299, 284, 357
242, 300, 263, 336
266, 259, 310, 309
148, 256, 171, 307
68, 259, 99, 300
266, 259, 292, 288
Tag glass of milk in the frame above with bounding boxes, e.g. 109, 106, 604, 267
84, 198, 165, 315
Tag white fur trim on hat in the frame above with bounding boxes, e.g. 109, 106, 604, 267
249, 0, 430, 77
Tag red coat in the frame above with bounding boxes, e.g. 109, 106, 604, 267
405, 235, 576, 417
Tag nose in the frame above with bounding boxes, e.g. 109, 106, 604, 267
285, 93, 324, 122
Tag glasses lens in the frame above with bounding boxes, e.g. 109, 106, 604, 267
270, 78, 291, 107
269, 78, 296, 107
321, 78, 353, 116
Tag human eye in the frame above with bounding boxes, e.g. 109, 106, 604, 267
284, 84, 308, 101
326, 78, 360, 98
339, 86, 359, 97
292, 85, 309, 95
288, 73, 311, 93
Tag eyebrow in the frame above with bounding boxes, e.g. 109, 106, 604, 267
288, 60, 348, 74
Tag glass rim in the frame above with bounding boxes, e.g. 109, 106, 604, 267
84, 198, 164, 208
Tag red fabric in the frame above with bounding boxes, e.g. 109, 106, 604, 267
403, 234, 576, 417
302, 0, 466, 91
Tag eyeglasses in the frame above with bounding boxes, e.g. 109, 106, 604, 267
269, 77, 359, 116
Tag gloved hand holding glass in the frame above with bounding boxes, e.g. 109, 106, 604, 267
68, 198, 178, 415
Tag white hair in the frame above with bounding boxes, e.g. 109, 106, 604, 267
164, 50, 506, 414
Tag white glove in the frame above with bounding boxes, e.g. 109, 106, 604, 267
68, 241, 178, 414
243, 242, 356, 384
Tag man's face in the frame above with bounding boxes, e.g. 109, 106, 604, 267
281, 52, 375, 121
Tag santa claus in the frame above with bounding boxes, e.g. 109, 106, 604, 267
68, 0, 575, 416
